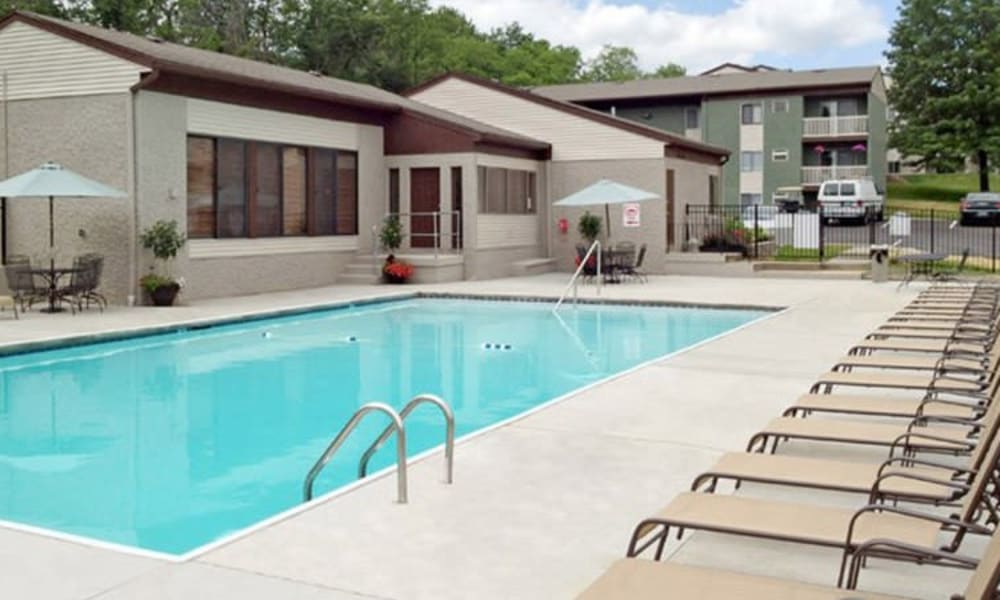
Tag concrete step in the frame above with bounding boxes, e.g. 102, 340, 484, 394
338, 272, 382, 285
664, 252, 742, 264
754, 261, 868, 272
342, 263, 381, 276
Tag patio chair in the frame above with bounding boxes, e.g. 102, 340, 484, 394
620, 244, 647, 283
3, 254, 44, 312
576, 244, 597, 282
59, 254, 106, 313
578, 526, 1000, 599
933, 248, 971, 283
624, 425, 1000, 586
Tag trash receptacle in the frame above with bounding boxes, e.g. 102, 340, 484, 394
870, 244, 889, 283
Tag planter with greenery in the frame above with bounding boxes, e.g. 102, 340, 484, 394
139, 219, 186, 306
379, 214, 403, 252
578, 212, 602, 245
382, 254, 414, 284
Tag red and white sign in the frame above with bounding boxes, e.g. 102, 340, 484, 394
622, 203, 641, 228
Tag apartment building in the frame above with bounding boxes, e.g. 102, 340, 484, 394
535, 65, 888, 207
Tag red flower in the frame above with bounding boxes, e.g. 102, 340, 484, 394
384, 261, 414, 278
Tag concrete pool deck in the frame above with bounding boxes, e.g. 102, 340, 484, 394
0, 274, 980, 599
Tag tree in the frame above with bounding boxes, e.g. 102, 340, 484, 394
886, 0, 1000, 191
646, 63, 686, 79
581, 44, 643, 82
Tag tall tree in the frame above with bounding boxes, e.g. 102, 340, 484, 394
646, 63, 686, 79
887, 0, 1000, 190
581, 45, 643, 82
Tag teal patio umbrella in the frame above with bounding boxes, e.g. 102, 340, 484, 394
0, 161, 127, 266
553, 178, 660, 239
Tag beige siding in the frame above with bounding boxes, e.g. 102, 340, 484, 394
411, 78, 663, 161
476, 215, 539, 249
186, 98, 367, 149
0, 21, 145, 100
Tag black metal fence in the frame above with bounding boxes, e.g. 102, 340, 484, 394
685, 204, 1000, 272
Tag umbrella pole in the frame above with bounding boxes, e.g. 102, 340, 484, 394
605, 203, 611, 241
49, 195, 54, 271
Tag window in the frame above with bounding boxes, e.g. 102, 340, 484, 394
186, 135, 358, 239
888, 161, 901, 174
336, 152, 357, 235
254, 143, 282, 237
216, 138, 247, 238
684, 106, 700, 129
840, 182, 856, 196
821, 182, 839, 196
282, 147, 307, 235
740, 103, 762, 125
772, 99, 789, 113
740, 151, 763, 172
771, 148, 789, 162
477, 166, 536, 214
388, 168, 400, 215
740, 193, 762, 207
186, 137, 215, 238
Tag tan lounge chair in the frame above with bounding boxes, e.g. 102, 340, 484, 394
809, 370, 989, 395
577, 532, 998, 600
625, 435, 998, 585
849, 338, 989, 355
690, 405, 1000, 505
784, 393, 983, 420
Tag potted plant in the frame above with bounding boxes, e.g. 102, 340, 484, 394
578, 212, 602, 245
382, 254, 414, 284
139, 219, 186, 306
379, 214, 403, 253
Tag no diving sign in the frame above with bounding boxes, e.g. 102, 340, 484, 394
623, 203, 641, 228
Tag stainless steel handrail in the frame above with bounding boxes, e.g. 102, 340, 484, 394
302, 402, 408, 503
553, 239, 601, 312
358, 394, 454, 484
384, 211, 462, 253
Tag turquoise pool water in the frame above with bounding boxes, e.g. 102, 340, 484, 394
0, 298, 765, 554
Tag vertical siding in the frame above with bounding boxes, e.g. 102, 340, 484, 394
704, 99, 741, 205
867, 91, 888, 193
187, 98, 366, 149
0, 21, 145, 100
411, 78, 663, 161
763, 95, 804, 204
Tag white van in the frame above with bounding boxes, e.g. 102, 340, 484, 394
818, 179, 884, 222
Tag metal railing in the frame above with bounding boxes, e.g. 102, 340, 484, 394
385, 211, 463, 258
801, 165, 870, 185
359, 394, 454, 483
685, 203, 1000, 272
554, 239, 601, 312
802, 115, 869, 137
302, 402, 408, 503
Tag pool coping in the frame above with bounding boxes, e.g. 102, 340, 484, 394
0, 291, 786, 561
0, 291, 781, 359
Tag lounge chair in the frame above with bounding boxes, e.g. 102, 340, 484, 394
691, 397, 1000, 505
620, 244, 647, 283
624, 430, 999, 585
578, 528, 999, 599
746, 388, 1000, 455
0, 294, 16, 319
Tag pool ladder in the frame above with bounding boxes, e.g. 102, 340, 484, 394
302, 394, 455, 503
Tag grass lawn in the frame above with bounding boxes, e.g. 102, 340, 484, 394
887, 173, 1000, 211
774, 244, 849, 261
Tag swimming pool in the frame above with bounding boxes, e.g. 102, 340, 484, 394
0, 297, 767, 555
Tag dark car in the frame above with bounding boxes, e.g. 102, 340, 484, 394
960, 192, 1000, 225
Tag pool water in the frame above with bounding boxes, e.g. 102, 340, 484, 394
0, 298, 765, 554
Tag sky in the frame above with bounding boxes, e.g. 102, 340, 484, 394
430, 0, 900, 73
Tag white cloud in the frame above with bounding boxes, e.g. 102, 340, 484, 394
429, 0, 888, 72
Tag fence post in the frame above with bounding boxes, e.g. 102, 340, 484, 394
868, 207, 876, 246
753, 204, 759, 259
818, 205, 825, 263
929, 209, 935, 254
993, 218, 997, 274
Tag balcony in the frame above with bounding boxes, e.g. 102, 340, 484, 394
801, 165, 870, 185
802, 115, 868, 138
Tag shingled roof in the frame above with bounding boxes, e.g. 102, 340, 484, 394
533, 66, 882, 103
1, 11, 549, 151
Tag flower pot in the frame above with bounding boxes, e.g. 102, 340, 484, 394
382, 273, 408, 284
150, 283, 181, 306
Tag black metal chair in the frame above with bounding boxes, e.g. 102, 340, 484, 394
3, 254, 44, 312
576, 244, 598, 282
621, 244, 648, 283
60, 254, 106, 312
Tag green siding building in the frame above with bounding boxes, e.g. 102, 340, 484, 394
535, 64, 888, 208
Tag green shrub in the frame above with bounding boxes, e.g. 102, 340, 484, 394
578, 212, 602, 243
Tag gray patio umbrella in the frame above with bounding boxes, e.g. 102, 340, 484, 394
0, 161, 127, 265
553, 179, 660, 239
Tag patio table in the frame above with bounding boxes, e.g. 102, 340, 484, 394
30, 266, 81, 313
